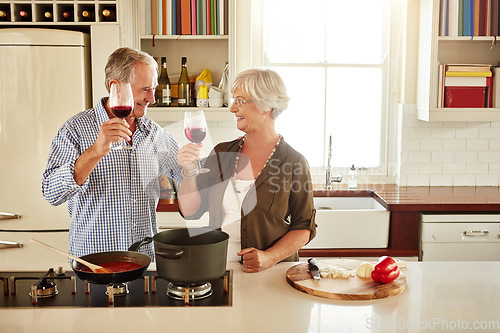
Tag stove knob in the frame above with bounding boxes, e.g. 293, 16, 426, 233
56, 267, 65, 276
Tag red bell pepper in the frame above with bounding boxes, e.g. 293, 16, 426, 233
371, 256, 400, 284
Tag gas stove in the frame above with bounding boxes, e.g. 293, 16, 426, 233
0, 268, 232, 308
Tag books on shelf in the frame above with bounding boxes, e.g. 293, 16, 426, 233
445, 86, 487, 107
145, 0, 228, 35
440, 0, 500, 36
438, 63, 495, 108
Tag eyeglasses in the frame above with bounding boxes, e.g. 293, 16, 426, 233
229, 97, 254, 107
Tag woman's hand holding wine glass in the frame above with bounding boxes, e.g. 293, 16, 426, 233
182, 110, 210, 175
109, 81, 134, 150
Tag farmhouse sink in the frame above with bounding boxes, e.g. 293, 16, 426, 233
303, 196, 390, 249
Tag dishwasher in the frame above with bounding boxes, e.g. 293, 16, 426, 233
420, 213, 500, 261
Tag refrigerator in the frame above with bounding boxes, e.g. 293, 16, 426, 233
0, 28, 91, 248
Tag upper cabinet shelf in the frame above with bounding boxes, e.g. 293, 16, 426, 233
140, 34, 228, 40
139, 0, 235, 120
417, 0, 500, 121
0, 1, 118, 25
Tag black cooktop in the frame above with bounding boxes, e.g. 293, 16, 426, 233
0, 269, 232, 308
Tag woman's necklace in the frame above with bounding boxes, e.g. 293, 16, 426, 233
231, 134, 282, 194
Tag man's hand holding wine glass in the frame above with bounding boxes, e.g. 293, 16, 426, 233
93, 118, 133, 156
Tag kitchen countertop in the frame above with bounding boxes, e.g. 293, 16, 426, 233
1, 232, 499, 332
314, 184, 500, 211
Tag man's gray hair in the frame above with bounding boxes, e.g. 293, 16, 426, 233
104, 47, 158, 92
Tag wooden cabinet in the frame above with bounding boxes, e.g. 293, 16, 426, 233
417, 0, 500, 121
139, 0, 235, 122
0, 1, 117, 24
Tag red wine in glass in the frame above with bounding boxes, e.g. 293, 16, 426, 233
184, 127, 207, 143
111, 105, 132, 118
109, 82, 134, 149
184, 110, 210, 174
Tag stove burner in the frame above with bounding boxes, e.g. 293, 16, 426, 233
105, 283, 129, 296
29, 280, 58, 298
167, 282, 212, 301
1, 270, 232, 308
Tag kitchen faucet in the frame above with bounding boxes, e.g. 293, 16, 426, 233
325, 135, 343, 189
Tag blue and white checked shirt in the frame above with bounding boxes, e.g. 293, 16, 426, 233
42, 98, 183, 259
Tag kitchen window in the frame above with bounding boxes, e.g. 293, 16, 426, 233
255, 0, 403, 181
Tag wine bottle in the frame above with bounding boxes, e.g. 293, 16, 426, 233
156, 57, 171, 107
43, 11, 53, 21
81, 10, 95, 21
101, 8, 115, 21
18, 9, 31, 21
0, 10, 8, 21
61, 10, 74, 21
178, 57, 190, 107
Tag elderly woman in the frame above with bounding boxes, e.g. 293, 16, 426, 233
177, 68, 316, 272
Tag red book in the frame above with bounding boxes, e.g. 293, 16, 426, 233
180, 0, 191, 34
163, 0, 167, 35
445, 86, 487, 107
206, 0, 211, 34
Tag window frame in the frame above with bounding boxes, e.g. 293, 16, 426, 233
249, 0, 402, 184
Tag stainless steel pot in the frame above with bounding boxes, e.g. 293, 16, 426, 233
153, 227, 228, 284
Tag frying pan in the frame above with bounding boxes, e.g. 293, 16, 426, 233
71, 237, 153, 285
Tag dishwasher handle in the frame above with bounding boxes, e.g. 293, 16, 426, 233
0, 212, 22, 220
463, 230, 490, 237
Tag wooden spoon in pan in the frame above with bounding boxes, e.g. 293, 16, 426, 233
30, 239, 112, 273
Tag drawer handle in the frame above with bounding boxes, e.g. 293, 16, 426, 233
0, 212, 22, 220
463, 230, 489, 237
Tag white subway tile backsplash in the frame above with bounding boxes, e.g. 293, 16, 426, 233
455, 126, 479, 139
431, 151, 455, 162
490, 163, 500, 174
408, 151, 432, 163
466, 139, 489, 151
478, 151, 500, 163
430, 175, 453, 186
399, 104, 500, 187
431, 127, 456, 139
400, 162, 420, 174
442, 163, 466, 174
420, 139, 443, 151
402, 139, 420, 151
408, 127, 432, 139
420, 163, 442, 174
479, 127, 500, 139
443, 139, 466, 151
489, 139, 500, 150
465, 163, 489, 174
454, 151, 477, 163
453, 175, 476, 186
406, 174, 430, 186
476, 175, 499, 186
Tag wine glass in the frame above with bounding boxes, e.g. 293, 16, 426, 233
109, 81, 134, 150
184, 110, 210, 174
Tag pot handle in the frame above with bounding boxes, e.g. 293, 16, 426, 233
156, 246, 184, 260
128, 237, 153, 252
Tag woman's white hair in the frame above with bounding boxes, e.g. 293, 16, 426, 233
231, 68, 289, 119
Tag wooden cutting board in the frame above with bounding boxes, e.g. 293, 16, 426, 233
286, 259, 406, 300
